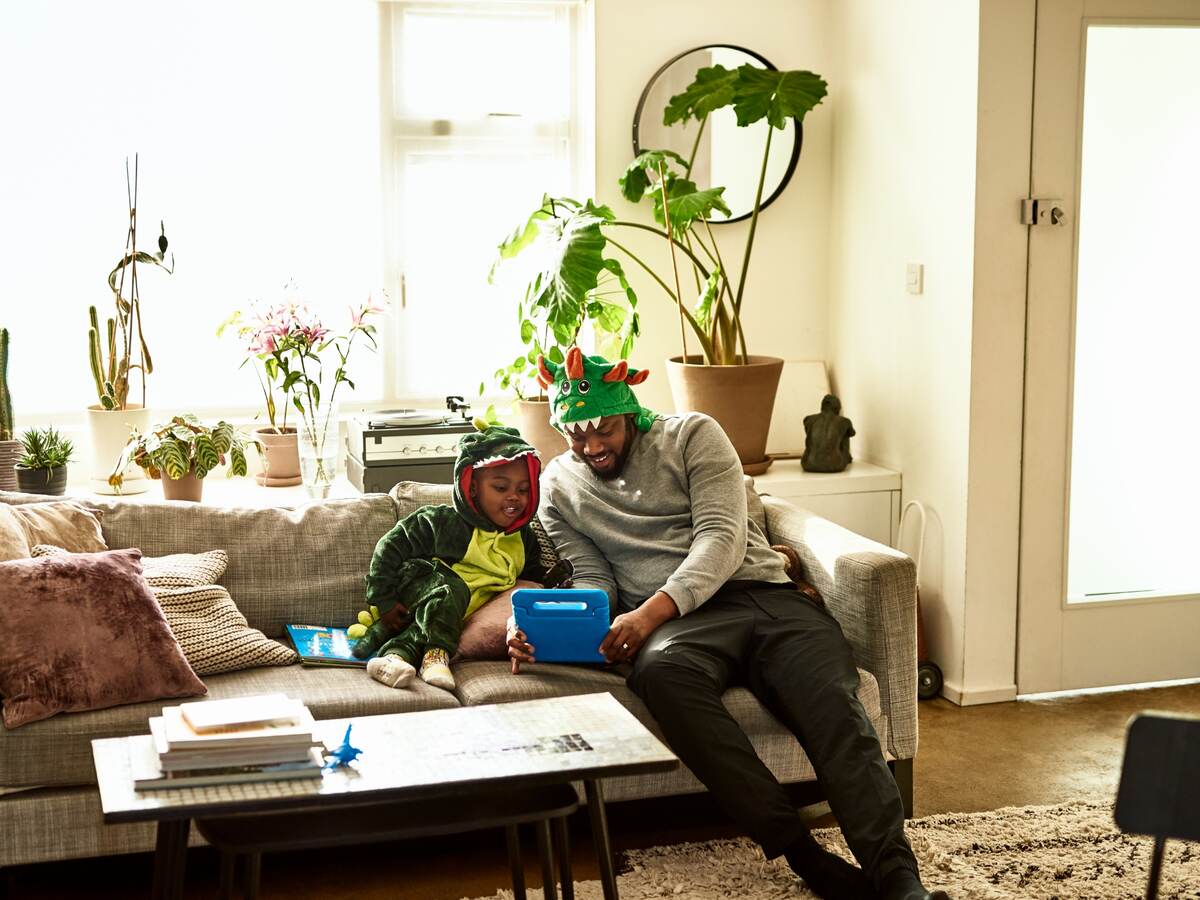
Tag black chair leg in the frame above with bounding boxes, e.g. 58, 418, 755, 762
553, 816, 574, 900
217, 851, 237, 900
1146, 835, 1166, 900
243, 851, 262, 900
506, 825, 527, 900
535, 818, 558, 900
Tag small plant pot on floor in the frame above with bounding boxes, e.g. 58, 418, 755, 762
14, 464, 68, 496
160, 469, 204, 502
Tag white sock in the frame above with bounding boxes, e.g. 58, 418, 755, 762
419, 648, 455, 691
366, 655, 415, 689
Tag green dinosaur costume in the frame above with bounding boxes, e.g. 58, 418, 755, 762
536, 347, 657, 434
351, 425, 546, 666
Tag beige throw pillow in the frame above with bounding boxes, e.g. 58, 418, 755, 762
31, 545, 298, 676
0, 502, 106, 562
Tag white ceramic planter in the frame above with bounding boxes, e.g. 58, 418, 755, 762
87, 405, 152, 495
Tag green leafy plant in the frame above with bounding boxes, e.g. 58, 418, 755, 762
486, 197, 641, 400
87, 155, 174, 411
495, 64, 826, 367
17, 428, 75, 471
0, 327, 13, 442
109, 415, 248, 492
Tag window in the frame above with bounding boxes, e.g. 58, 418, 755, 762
0, 2, 384, 418
382, 0, 593, 400
0, 1, 591, 419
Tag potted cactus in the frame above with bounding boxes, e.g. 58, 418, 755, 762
0, 328, 20, 492
109, 415, 249, 502
14, 428, 74, 496
86, 156, 174, 494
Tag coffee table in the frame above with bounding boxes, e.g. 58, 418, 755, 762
92, 692, 678, 900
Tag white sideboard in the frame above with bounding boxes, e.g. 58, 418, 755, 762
751, 460, 901, 547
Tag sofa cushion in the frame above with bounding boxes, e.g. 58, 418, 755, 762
0, 501, 107, 562
0, 549, 206, 729
0, 663, 461, 789
80, 496, 399, 638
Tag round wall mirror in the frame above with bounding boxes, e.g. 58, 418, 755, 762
632, 45, 802, 224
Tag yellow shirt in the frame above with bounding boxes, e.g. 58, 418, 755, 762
450, 528, 526, 619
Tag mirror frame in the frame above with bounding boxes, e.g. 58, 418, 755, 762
631, 44, 804, 225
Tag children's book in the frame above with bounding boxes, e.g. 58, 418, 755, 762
285, 624, 372, 667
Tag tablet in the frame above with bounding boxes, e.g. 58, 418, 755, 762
510, 588, 610, 664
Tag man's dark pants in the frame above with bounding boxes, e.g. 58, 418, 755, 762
625, 583, 918, 885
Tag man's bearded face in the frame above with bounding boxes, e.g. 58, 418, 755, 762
566, 414, 633, 480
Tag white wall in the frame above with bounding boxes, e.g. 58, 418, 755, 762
827, 2, 980, 700
592, 0, 834, 415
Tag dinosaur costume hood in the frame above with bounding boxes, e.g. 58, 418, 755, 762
536, 348, 657, 435
452, 425, 541, 534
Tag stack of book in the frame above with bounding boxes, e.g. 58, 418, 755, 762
133, 693, 326, 790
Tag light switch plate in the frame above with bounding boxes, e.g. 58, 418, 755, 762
906, 263, 924, 295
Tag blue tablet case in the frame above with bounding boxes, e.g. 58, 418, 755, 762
511, 588, 610, 664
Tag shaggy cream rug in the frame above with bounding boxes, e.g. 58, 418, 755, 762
465, 801, 1200, 899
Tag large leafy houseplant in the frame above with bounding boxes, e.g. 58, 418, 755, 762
487, 197, 641, 401
495, 64, 826, 367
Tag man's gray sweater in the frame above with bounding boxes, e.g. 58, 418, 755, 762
539, 412, 789, 616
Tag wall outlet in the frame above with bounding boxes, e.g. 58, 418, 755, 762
906, 263, 924, 295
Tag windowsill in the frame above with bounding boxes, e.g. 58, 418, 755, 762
68, 474, 363, 509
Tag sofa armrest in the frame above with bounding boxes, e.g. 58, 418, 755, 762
761, 495, 917, 761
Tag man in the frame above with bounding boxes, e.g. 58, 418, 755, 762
508, 349, 947, 900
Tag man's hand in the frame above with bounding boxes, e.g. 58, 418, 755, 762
506, 615, 535, 674
599, 591, 679, 663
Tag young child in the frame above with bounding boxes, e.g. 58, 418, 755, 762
350, 424, 547, 690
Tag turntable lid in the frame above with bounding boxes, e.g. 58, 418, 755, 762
368, 408, 449, 428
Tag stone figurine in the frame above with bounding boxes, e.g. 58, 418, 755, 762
801, 394, 855, 473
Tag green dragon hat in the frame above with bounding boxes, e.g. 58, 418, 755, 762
537, 348, 657, 435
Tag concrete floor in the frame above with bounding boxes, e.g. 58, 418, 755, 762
5, 682, 1197, 899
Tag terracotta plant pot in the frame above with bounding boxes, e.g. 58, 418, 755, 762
0, 439, 20, 492
14, 464, 68, 496
253, 427, 302, 487
514, 398, 568, 469
665, 355, 785, 476
160, 467, 204, 502
88, 404, 151, 495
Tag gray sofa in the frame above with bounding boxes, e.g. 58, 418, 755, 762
0, 480, 917, 869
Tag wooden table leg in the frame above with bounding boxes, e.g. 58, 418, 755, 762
217, 851, 236, 900
584, 780, 618, 900
553, 815, 574, 900
506, 825, 527, 900
535, 819, 559, 900
151, 819, 189, 900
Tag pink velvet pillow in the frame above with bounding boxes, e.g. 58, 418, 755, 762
453, 580, 540, 662
0, 548, 206, 728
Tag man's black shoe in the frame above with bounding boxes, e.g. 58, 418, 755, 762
878, 867, 951, 900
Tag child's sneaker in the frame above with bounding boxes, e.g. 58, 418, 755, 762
366, 654, 416, 688
419, 648, 455, 691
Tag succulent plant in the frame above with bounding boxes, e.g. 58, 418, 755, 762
0, 327, 13, 442
17, 428, 75, 471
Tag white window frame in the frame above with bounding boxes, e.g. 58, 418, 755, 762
378, 0, 594, 405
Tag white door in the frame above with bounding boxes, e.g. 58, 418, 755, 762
1018, 0, 1200, 693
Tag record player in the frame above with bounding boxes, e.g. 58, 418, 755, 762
345, 396, 476, 493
